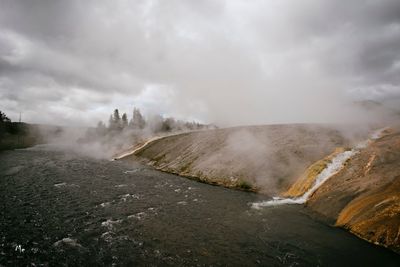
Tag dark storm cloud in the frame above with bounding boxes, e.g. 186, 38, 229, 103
302, 1, 400, 87
0, 0, 85, 39
0, 0, 399, 126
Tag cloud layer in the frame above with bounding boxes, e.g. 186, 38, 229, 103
0, 0, 399, 126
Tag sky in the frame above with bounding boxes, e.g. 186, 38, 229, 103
0, 0, 399, 127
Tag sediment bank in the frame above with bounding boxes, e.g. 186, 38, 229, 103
127, 124, 350, 194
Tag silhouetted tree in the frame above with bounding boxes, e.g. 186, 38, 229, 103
162, 117, 176, 132
109, 109, 122, 130
0, 111, 11, 123
130, 107, 146, 129
0, 111, 12, 138
121, 113, 128, 128
113, 109, 121, 124
100, 107, 211, 136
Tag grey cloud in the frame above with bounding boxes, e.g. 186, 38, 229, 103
0, 0, 399, 126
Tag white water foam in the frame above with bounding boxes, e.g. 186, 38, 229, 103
53, 238, 83, 248
251, 128, 388, 209
101, 219, 122, 230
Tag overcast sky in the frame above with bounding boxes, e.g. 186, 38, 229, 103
0, 0, 399, 127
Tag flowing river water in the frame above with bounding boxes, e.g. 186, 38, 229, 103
1, 145, 399, 266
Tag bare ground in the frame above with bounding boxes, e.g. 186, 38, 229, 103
131, 124, 355, 194
305, 128, 400, 253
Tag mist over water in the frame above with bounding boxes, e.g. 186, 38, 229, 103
1, 1, 399, 165
31, 109, 214, 160
1, 1, 400, 264
1, 1, 399, 127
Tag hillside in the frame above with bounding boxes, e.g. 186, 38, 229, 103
130, 124, 354, 194
302, 128, 400, 253
122, 123, 400, 253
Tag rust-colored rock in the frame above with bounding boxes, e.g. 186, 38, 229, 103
305, 129, 400, 254
336, 178, 400, 252
283, 147, 346, 197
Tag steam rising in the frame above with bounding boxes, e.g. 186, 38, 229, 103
1, 2, 398, 189
252, 150, 356, 208
30, 109, 214, 159
0, 1, 399, 126
251, 128, 388, 208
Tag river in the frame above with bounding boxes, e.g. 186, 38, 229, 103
1, 145, 399, 266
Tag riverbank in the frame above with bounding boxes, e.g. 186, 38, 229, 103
122, 124, 400, 254
259, 127, 400, 253
128, 124, 353, 195
0, 123, 40, 151
305, 128, 400, 254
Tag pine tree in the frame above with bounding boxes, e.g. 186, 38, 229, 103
113, 109, 121, 124
162, 117, 176, 132
109, 109, 121, 130
131, 107, 146, 129
121, 113, 128, 128
0, 111, 11, 123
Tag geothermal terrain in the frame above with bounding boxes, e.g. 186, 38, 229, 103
306, 129, 400, 253
1, 123, 399, 265
131, 124, 357, 194
127, 124, 400, 255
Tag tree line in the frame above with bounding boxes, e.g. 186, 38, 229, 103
0, 110, 36, 150
0, 111, 21, 135
95, 107, 213, 135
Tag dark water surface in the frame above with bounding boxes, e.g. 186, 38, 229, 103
1, 146, 399, 266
